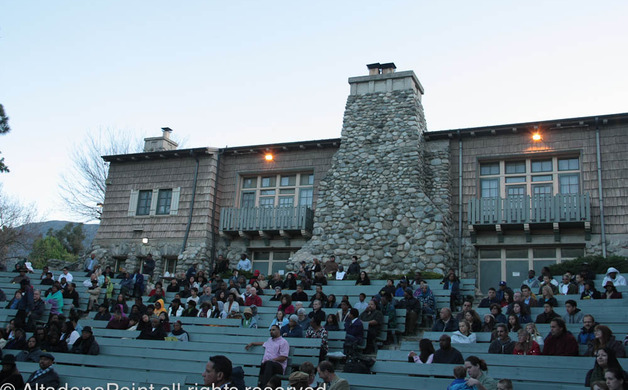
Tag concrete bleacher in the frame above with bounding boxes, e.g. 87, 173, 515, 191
1, 268, 627, 389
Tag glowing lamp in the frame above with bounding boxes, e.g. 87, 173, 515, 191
264, 154, 274, 161
142, 237, 149, 244
532, 133, 542, 142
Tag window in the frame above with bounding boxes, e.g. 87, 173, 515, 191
481, 179, 499, 198
239, 173, 314, 208
559, 174, 580, 194
128, 188, 180, 217
136, 190, 152, 216
478, 247, 584, 293
480, 163, 499, 176
156, 189, 172, 215
163, 257, 178, 275
478, 156, 580, 198
252, 250, 293, 275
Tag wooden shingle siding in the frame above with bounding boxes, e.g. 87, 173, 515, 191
441, 123, 628, 238
94, 153, 217, 244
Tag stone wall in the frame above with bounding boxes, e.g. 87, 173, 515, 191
291, 70, 454, 274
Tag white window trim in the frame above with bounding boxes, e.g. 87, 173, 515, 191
127, 187, 181, 217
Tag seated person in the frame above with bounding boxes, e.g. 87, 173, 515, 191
432, 307, 458, 332
70, 326, 99, 355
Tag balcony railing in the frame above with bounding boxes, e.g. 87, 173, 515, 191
469, 193, 591, 225
219, 206, 314, 232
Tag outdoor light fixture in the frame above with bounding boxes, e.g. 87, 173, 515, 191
532, 133, 542, 141
264, 153, 274, 161
142, 237, 149, 244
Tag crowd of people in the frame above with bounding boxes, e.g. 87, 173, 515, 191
1, 255, 627, 390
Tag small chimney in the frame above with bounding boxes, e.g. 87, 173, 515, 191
380, 62, 396, 74
144, 127, 178, 152
365, 62, 396, 75
367, 63, 381, 76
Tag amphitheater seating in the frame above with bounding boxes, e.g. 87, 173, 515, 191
2, 269, 627, 390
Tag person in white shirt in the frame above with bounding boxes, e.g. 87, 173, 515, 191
353, 293, 368, 313
602, 267, 627, 287
237, 254, 252, 272
58, 268, 73, 283
451, 320, 477, 344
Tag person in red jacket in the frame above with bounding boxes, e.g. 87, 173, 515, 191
542, 317, 579, 356
245, 287, 263, 307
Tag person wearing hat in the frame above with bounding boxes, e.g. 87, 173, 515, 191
496, 281, 513, 303
241, 307, 258, 329
26, 352, 60, 389
602, 267, 627, 287
0, 354, 25, 388
288, 370, 310, 390
182, 300, 199, 317
11, 267, 29, 284
71, 326, 100, 355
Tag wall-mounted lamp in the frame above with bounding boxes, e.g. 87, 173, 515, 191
264, 153, 274, 162
532, 133, 542, 142
142, 237, 149, 244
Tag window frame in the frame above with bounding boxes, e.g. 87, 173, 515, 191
238, 172, 314, 208
478, 156, 581, 198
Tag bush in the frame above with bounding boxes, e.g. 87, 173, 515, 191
29, 236, 77, 268
548, 255, 628, 277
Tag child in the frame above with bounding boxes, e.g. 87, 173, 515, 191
448, 366, 475, 390
497, 379, 513, 390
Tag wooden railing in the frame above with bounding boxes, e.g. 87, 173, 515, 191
219, 206, 314, 232
468, 193, 591, 225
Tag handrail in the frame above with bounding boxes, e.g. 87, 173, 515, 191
468, 193, 591, 225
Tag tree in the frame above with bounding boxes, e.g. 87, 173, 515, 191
29, 235, 76, 268
58, 128, 144, 221
0, 104, 11, 173
0, 185, 38, 261
59, 128, 185, 221
47, 222, 85, 255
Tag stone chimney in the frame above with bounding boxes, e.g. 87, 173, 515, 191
290, 63, 452, 275
143, 127, 178, 152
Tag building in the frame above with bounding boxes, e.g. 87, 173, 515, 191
91, 63, 628, 291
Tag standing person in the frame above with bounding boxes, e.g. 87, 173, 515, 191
84, 253, 99, 275
347, 256, 361, 276
202, 355, 233, 389
143, 254, 156, 279
359, 300, 384, 354
443, 272, 462, 310
237, 254, 252, 272
343, 308, 364, 356
26, 353, 60, 389
245, 325, 289, 387
464, 356, 497, 390
317, 361, 349, 390
305, 317, 329, 362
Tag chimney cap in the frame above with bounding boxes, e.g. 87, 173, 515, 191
366, 63, 381, 70
380, 62, 396, 70
161, 127, 173, 132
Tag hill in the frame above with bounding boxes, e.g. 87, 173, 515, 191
5, 220, 99, 260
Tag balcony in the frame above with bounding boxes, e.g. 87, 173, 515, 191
219, 206, 314, 242
468, 193, 591, 242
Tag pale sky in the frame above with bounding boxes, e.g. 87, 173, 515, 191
1, 1, 627, 223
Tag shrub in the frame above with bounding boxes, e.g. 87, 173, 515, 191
548, 255, 628, 277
